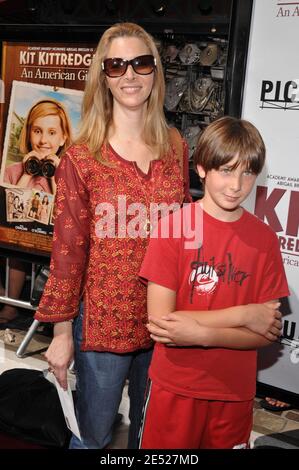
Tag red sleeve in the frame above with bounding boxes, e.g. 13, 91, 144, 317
139, 214, 180, 292
35, 153, 90, 322
256, 233, 289, 303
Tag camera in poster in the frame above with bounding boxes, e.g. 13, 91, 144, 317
0, 41, 95, 255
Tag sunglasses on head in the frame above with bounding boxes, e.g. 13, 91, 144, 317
102, 54, 156, 78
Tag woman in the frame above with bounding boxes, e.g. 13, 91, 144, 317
35, 22, 190, 449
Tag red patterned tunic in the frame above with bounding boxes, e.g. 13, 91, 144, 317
35, 140, 190, 352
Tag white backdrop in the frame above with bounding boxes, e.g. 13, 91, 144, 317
242, 0, 299, 394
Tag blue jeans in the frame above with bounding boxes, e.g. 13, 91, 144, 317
69, 307, 153, 449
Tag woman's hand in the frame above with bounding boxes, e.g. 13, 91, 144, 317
45, 321, 74, 390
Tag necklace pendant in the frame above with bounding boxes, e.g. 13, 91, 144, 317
143, 218, 152, 235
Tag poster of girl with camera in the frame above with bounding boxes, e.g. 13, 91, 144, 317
0, 45, 86, 254
0, 80, 83, 196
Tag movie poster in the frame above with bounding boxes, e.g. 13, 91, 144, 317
242, 0, 299, 394
0, 41, 95, 255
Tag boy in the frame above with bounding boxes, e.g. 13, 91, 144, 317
139, 116, 289, 449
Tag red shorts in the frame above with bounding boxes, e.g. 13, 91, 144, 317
139, 381, 253, 449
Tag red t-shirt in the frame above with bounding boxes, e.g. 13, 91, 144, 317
140, 202, 289, 401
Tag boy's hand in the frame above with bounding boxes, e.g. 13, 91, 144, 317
246, 301, 282, 340
147, 312, 210, 347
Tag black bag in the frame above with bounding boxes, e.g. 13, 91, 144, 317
0, 368, 71, 447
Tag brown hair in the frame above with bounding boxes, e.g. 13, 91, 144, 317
76, 22, 169, 162
19, 99, 72, 156
193, 116, 266, 175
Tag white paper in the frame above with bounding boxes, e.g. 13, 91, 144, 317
44, 369, 81, 441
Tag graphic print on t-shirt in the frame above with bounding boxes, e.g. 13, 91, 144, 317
189, 246, 251, 302
189, 258, 218, 296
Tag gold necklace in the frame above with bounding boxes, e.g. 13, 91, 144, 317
133, 161, 155, 236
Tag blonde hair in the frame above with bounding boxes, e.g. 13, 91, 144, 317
19, 99, 72, 156
193, 116, 266, 175
76, 22, 169, 162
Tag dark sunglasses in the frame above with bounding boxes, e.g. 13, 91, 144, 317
102, 54, 156, 78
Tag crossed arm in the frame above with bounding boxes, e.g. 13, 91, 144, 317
147, 282, 282, 349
